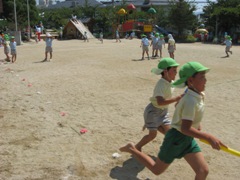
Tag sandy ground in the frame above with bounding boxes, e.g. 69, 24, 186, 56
0, 38, 240, 180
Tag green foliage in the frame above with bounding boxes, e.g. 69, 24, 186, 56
168, 0, 197, 36
184, 35, 197, 43
203, 0, 240, 33
2, 0, 39, 30
40, 7, 72, 29
154, 6, 169, 27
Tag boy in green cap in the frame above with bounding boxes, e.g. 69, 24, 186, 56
140, 34, 150, 60
223, 35, 232, 57
150, 33, 159, 58
156, 34, 165, 58
10, 36, 17, 63
120, 62, 227, 179
3, 34, 11, 62
134, 57, 183, 152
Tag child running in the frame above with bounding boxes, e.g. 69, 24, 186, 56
167, 34, 176, 59
224, 35, 232, 57
140, 34, 150, 60
120, 62, 227, 179
10, 36, 17, 63
135, 57, 182, 151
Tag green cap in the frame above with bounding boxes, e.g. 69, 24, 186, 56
11, 36, 15, 39
141, 34, 146, 37
4, 34, 9, 41
151, 57, 179, 75
155, 33, 159, 37
172, 62, 209, 87
160, 34, 164, 38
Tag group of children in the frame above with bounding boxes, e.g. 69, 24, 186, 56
120, 57, 227, 179
0, 34, 17, 63
140, 33, 176, 60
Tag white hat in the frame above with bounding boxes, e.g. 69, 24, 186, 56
46, 33, 52, 37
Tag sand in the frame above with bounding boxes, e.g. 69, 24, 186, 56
0, 38, 240, 180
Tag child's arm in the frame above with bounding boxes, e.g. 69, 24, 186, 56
156, 95, 183, 106
181, 120, 227, 150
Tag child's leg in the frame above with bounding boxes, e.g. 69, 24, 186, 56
135, 130, 157, 151
142, 50, 145, 59
158, 124, 170, 135
146, 50, 150, 59
120, 142, 170, 175
225, 47, 229, 56
44, 51, 48, 60
13, 54, 16, 63
184, 152, 209, 180
155, 49, 158, 57
50, 52, 52, 60
160, 49, 162, 58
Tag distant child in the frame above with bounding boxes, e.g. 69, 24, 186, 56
224, 35, 232, 57
35, 32, 38, 43
140, 34, 150, 60
129, 31, 135, 39
120, 62, 227, 179
3, 35, 11, 62
99, 32, 103, 43
167, 34, 176, 59
135, 58, 182, 151
84, 31, 89, 42
116, 29, 121, 42
10, 36, 17, 63
156, 34, 166, 58
43, 33, 54, 62
0, 33, 3, 47
150, 33, 159, 58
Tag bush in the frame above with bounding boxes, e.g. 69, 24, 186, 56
184, 35, 197, 43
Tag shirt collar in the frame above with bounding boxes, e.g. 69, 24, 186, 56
186, 89, 205, 100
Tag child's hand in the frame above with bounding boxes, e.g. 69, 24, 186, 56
207, 135, 227, 150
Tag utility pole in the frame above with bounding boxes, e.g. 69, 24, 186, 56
14, 0, 18, 31
27, 0, 30, 40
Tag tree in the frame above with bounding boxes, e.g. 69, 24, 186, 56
203, 0, 240, 36
168, 0, 197, 36
2, 0, 39, 30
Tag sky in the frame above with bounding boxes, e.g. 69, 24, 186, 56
35, 0, 217, 12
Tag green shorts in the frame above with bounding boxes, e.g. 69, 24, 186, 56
158, 128, 201, 164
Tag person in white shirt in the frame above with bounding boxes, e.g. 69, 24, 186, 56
42, 33, 54, 62
10, 36, 17, 63
140, 34, 150, 60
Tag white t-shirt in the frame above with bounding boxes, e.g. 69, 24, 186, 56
142, 37, 149, 46
168, 39, 175, 46
171, 89, 205, 131
149, 78, 174, 109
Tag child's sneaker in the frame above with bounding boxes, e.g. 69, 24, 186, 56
42, 59, 47, 62
49, 59, 52, 62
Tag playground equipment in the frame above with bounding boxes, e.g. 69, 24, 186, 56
116, 6, 157, 38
